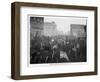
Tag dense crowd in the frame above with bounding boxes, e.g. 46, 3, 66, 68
30, 34, 86, 64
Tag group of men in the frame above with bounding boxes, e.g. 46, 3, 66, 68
30, 35, 86, 64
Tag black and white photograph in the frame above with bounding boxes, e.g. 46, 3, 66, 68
30, 15, 87, 64
11, 2, 97, 79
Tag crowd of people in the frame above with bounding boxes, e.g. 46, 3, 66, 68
30, 33, 86, 64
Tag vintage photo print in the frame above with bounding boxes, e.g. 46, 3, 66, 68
29, 15, 87, 64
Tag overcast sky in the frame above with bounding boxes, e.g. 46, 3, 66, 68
44, 16, 87, 34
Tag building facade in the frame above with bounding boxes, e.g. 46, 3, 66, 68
70, 24, 86, 38
30, 17, 44, 40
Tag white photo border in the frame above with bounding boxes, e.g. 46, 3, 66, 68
20, 6, 95, 76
